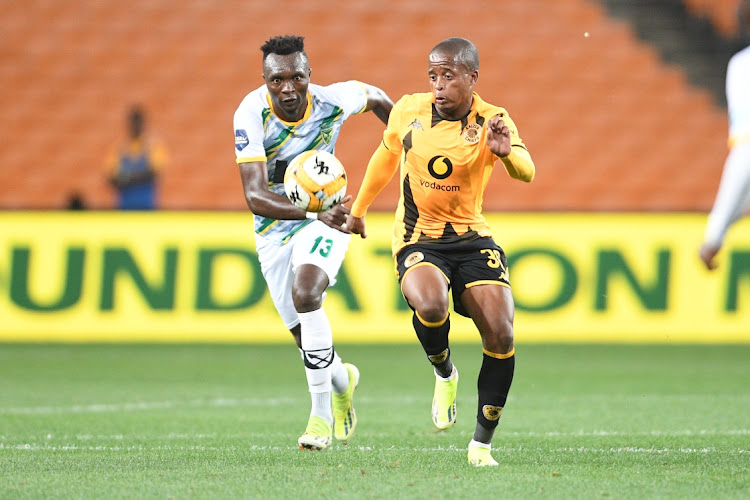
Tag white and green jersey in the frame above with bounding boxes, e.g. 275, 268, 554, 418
234, 81, 368, 244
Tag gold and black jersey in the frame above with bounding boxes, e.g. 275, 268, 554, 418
352, 91, 534, 256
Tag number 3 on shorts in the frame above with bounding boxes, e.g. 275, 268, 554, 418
309, 236, 334, 257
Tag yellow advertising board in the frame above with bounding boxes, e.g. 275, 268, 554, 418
1, 211, 749, 343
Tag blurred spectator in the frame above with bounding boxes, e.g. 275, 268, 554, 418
700, 0, 750, 270
106, 105, 167, 210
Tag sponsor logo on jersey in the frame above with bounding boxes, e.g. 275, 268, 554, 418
427, 156, 453, 179
482, 405, 503, 421
409, 118, 423, 130
418, 179, 460, 192
235, 129, 249, 150
404, 251, 424, 268
462, 123, 482, 144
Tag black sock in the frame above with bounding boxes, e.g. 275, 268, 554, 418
474, 352, 515, 443
412, 313, 453, 378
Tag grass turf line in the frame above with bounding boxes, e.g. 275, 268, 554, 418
0, 343, 748, 499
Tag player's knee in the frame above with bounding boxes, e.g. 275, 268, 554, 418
292, 287, 323, 313
406, 285, 450, 323
483, 319, 514, 354
414, 301, 449, 325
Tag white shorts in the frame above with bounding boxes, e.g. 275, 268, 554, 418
255, 220, 350, 330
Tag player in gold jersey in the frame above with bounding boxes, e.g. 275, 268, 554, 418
345, 37, 535, 466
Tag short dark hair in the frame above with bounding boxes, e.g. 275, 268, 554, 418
260, 35, 306, 61
430, 37, 479, 72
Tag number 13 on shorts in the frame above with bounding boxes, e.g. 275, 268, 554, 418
309, 236, 334, 257
291, 223, 350, 285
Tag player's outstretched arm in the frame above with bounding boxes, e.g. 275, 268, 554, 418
700, 142, 750, 270
347, 96, 401, 239
348, 141, 401, 239
361, 83, 394, 125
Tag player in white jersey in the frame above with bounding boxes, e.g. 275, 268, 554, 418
234, 35, 392, 449
700, 1, 750, 270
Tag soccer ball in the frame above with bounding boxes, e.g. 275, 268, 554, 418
284, 150, 347, 212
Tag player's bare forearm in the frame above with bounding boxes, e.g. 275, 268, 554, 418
239, 160, 307, 220
243, 185, 352, 232
372, 106, 391, 125
363, 84, 394, 125
238, 161, 352, 231
244, 187, 308, 220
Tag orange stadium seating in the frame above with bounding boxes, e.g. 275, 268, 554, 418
0, 0, 734, 211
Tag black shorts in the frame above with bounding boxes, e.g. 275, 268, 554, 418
395, 237, 511, 318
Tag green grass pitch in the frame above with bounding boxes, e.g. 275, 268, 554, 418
1, 343, 748, 499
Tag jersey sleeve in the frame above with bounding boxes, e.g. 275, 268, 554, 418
703, 141, 750, 247
233, 93, 267, 164
727, 49, 750, 148
322, 81, 369, 118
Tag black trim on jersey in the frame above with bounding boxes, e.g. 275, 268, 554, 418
416, 225, 483, 245
443, 222, 460, 239
431, 105, 443, 128
272, 160, 288, 184
475, 115, 485, 127
402, 173, 419, 242
431, 104, 473, 128
416, 222, 457, 242
403, 130, 413, 158
416, 222, 456, 243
